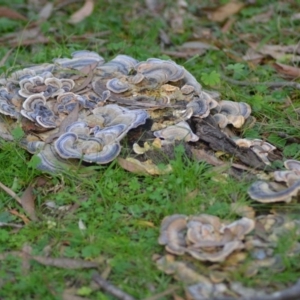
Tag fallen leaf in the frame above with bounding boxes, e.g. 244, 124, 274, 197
78, 219, 86, 231
242, 48, 264, 64
45, 102, 79, 143
118, 157, 172, 175
248, 42, 300, 62
206, 1, 245, 22
68, 0, 94, 24
179, 41, 218, 51
100, 265, 111, 280
135, 220, 155, 227
246, 7, 273, 24
118, 157, 147, 174
38, 2, 53, 21
71, 63, 97, 93
184, 189, 200, 202
221, 17, 237, 33
273, 62, 300, 79
0, 6, 27, 21
0, 48, 14, 67
20, 185, 38, 221
291, 13, 300, 21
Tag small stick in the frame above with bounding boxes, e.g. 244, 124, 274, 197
92, 272, 136, 300
0, 222, 23, 228
143, 286, 179, 300
221, 75, 300, 90
212, 279, 300, 300
0, 181, 22, 204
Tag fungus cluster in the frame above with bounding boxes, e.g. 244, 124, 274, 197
0, 50, 255, 171
248, 159, 300, 203
158, 214, 255, 262
156, 213, 300, 299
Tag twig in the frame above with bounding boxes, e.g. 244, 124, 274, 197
143, 286, 179, 300
221, 74, 300, 90
0, 222, 23, 228
0, 181, 22, 204
92, 272, 136, 300
212, 279, 300, 300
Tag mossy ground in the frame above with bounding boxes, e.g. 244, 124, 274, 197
1, 0, 300, 299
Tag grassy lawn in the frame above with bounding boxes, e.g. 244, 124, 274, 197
1, 0, 300, 299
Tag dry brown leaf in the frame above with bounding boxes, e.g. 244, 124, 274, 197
32, 256, 99, 269
273, 62, 300, 79
20, 185, 38, 221
163, 41, 217, 59
45, 102, 79, 143
0, 27, 48, 48
38, 2, 53, 21
118, 157, 172, 175
68, 0, 94, 24
246, 7, 273, 24
161, 50, 197, 59
179, 41, 217, 50
221, 17, 236, 33
207, 1, 245, 22
248, 43, 300, 55
135, 220, 155, 228
0, 6, 27, 21
0, 48, 14, 67
101, 265, 111, 280
118, 157, 148, 174
184, 189, 200, 202
248, 42, 300, 62
242, 48, 264, 64
291, 13, 300, 21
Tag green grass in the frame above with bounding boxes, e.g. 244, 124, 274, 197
1, 0, 300, 298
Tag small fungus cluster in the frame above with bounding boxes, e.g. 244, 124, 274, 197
158, 214, 255, 262
248, 159, 300, 203
157, 213, 300, 299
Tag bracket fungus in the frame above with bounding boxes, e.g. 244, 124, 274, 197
158, 214, 255, 262
248, 159, 300, 203
0, 50, 259, 171
154, 121, 199, 144
234, 138, 276, 165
